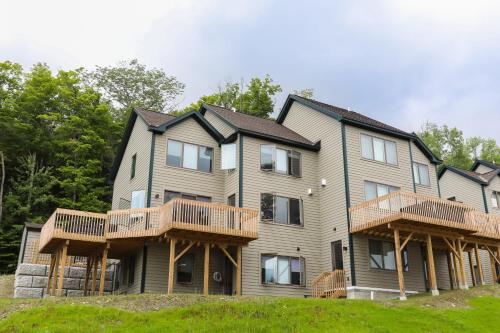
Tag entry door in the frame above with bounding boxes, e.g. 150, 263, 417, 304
331, 240, 343, 271
223, 256, 234, 295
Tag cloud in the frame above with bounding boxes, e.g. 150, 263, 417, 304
0, 0, 498, 141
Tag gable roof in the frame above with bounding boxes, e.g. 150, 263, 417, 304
200, 104, 320, 151
277, 94, 441, 164
135, 108, 175, 128
471, 159, 500, 172
110, 108, 223, 182
438, 165, 500, 185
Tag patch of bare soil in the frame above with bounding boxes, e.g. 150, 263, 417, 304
0, 276, 14, 298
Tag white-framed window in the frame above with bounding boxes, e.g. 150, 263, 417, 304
260, 194, 302, 226
261, 255, 305, 286
221, 143, 236, 170
360, 134, 398, 165
260, 145, 301, 177
413, 162, 430, 186
166, 139, 213, 173
369, 239, 408, 271
364, 181, 400, 201
492, 191, 499, 209
131, 190, 145, 209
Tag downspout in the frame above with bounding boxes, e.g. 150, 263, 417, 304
141, 132, 156, 293
341, 123, 356, 286
435, 165, 442, 198
408, 140, 416, 193
481, 185, 489, 213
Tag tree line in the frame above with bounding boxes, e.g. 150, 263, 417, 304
0, 59, 498, 273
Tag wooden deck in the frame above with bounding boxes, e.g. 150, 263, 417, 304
349, 191, 500, 300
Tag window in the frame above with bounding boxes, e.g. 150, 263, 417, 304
221, 143, 236, 170
331, 240, 343, 270
260, 194, 302, 226
177, 254, 194, 283
260, 145, 301, 177
413, 162, 430, 186
369, 239, 408, 271
166, 139, 213, 173
227, 194, 236, 207
131, 190, 145, 209
360, 134, 398, 165
164, 190, 212, 204
130, 154, 136, 179
492, 192, 499, 209
261, 255, 305, 286
364, 182, 400, 201
128, 255, 136, 286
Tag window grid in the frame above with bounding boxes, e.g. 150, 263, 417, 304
261, 255, 305, 286
260, 193, 302, 226
369, 239, 408, 271
360, 134, 398, 166
413, 162, 430, 186
166, 139, 213, 173
260, 145, 301, 177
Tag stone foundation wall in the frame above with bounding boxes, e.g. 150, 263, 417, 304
14, 263, 115, 298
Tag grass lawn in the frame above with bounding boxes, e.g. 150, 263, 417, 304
0, 285, 498, 333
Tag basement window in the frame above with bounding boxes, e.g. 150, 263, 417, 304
369, 239, 408, 271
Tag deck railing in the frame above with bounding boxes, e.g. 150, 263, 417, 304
349, 191, 478, 233
107, 207, 161, 239
473, 211, 500, 239
39, 208, 107, 251
311, 270, 347, 298
160, 199, 259, 238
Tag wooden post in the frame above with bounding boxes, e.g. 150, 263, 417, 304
474, 244, 484, 286
51, 249, 61, 296
57, 241, 69, 296
236, 246, 242, 296
167, 238, 176, 295
47, 254, 55, 296
426, 234, 438, 295
92, 255, 98, 296
456, 239, 468, 290
497, 247, 500, 284
451, 240, 462, 289
491, 250, 498, 284
468, 251, 476, 287
99, 244, 109, 296
446, 252, 455, 290
204, 243, 210, 296
83, 257, 91, 296
394, 228, 406, 300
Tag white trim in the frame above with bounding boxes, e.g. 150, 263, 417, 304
346, 286, 419, 294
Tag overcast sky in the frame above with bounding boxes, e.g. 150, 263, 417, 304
1, 0, 499, 141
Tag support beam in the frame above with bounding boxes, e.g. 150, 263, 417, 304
446, 252, 455, 290
236, 246, 242, 296
174, 241, 194, 262
400, 232, 414, 252
167, 238, 176, 295
51, 248, 60, 296
451, 240, 462, 289
489, 248, 498, 284
57, 241, 69, 297
219, 245, 238, 267
456, 239, 468, 290
204, 243, 210, 296
394, 228, 406, 300
83, 257, 91, 296
474, 244, 484, 286
47, 254, 56, 295
91, 255, 98, 296
426, 234, 439, 295
99, 244, 109, 296
468, 251, 476, 287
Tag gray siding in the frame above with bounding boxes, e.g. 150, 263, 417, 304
476, 164, 495, 174
203, 110, 236, 138
281, 102, 351, 285
144, 242, 226, 294
484, 176, 500, 215
411, 141, 439, 197
439, 171, 485, 211
112, 118, 152, 210
240, 135, 322, 296
150, 118, 225, 208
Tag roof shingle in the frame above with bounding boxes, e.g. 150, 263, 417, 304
202, 104, 315, 146
135, 108, 175, 128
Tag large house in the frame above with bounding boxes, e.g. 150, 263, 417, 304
16, 95, 500, 299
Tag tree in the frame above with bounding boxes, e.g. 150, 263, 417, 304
293, 88, 314, 99
418, 122, 500, 169
181, 75, 282, 118
85, 59, 185, 120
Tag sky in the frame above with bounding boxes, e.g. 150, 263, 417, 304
1, 0, 499, 141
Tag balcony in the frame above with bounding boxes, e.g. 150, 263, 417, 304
39, 199, 259, 256
349, 191, 479, 235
